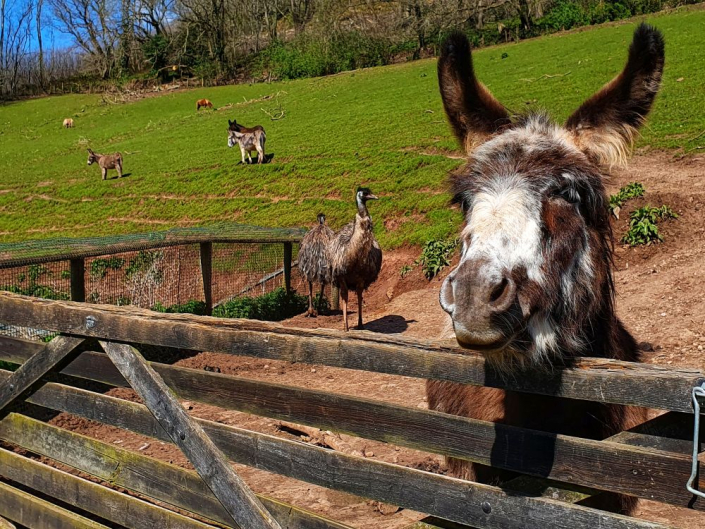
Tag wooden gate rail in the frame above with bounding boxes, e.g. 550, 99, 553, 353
1, 344, 702, 510
0, 293, 701, 413
0, 371, 671, 529
0, 413, 353, 529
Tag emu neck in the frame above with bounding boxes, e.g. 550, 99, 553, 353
356, 198, 369, 218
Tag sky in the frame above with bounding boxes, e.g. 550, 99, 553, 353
4, 0, 75, 52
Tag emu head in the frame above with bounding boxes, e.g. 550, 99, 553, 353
438, 24, 664, 367
87, 149, 97, 165
317, 213, 327, 225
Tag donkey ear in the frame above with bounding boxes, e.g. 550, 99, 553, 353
566, 23, 664, 168
438, 31, 511, 153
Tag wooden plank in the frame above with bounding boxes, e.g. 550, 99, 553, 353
0, 335, 83, 413
0, 515, 16, 529
0, 447, 217, 529
283, 242, 292, 293
1, 347, 699, 509
1, 293, 702, 413
0, 481, 110, 529
0, 412, 353, 529
0, 227, 306, 268
0, 379, 672, 529
69, 258, 86, 302
200, 243, 213, 316
99, 341, 281, 529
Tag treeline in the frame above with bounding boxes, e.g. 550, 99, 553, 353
0, 0, 700, 99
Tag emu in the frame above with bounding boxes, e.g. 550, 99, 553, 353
329, 187, 382, 331
63, 118, 74, 128
196, 99, 213, 110
87, 149, 123, 180
227, 119, 266, 164
428, 24, 664, 515
298, 213, 334, 317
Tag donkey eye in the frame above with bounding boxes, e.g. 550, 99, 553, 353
553, 187, 580, 204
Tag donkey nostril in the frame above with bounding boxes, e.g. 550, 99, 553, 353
489, 277, 509, 304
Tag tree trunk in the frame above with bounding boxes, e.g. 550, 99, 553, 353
36, 0, 45, 90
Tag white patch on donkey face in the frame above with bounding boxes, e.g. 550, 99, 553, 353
460, 175, 545, 285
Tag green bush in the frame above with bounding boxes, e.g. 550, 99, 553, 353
152, 300, 208, 315
90, 256, 125, 278
609, 182, 645, 212
214, 288, 307, 321
418, 239, 458, 280
622, 205, 677, 246
537, 1, 590, 31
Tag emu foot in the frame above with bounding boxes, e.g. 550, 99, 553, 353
305, 309, 317, 318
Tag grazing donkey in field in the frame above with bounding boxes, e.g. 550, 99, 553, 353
227, 119, 266, 164
428, 23, 664, 514
63, 118, 74, 128
196, 99, 213, 110
87, 149, 123, 180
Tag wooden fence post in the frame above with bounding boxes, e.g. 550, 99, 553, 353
70, 259, 85, 302
199, 243, 213, 316
99, 341, 282, 529
283, 243, 292, 293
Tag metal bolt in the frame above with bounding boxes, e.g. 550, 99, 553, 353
481, 502, 491, 514
179, 432, 186, 441
9, 384, 14, 391
85, 315, 97, 329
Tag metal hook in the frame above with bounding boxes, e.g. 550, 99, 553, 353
686, 382, 705, 499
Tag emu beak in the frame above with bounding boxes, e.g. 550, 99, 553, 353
368, 194, 379, 200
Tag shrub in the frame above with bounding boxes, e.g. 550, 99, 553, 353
609, 182, 645, 212
90, 256, 125, 278
537, 1, 590, 31
152, 300, 208, 315
418, 239, 458, 280
622, 205, 677, 246
214, 288, 307, 321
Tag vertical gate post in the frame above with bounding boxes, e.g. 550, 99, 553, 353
199, 243, 213, 316
283, 242, 292, 293
70, 259, 85, 303
331, 285, 340, 311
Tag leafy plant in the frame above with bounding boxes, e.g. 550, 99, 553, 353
609, 182, 645, 212
126, 251, 163, 280
213, 288, 307, 321
400, 264, 414, 278
90, 256, 125, 278
27, 264, 48, 282
152, 300, 208, 315
622, 205, 678, 246
61, 269, 71, 279
418, 239, 458, 280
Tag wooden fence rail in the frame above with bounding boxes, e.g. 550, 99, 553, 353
0, 292, 701, 528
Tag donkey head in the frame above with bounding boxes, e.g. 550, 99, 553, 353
228, 119, 241, 132
227, 130, 239, 148
438, 24, 664, 367
87, 149, 98, 165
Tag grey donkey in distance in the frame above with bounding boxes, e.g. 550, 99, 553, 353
87, 149, 123, 180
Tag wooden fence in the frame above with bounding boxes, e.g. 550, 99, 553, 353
0, 224, 308, 315
0, 292, 703, 528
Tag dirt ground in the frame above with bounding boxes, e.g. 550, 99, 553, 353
49, 152, 705, 528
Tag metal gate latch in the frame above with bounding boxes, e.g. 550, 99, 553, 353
686, 382, 705, 499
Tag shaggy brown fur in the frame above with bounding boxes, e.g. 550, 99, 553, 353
196, 99, 213, 110
63, 118, 74, 128
430, 24, 664, 515
299, 213, 335, 317
329, 188, 382, 331
87, 149, 123, 180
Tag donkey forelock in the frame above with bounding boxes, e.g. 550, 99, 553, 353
438, 24, 664, 369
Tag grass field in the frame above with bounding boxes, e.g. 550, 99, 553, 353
0, 7, 703, 248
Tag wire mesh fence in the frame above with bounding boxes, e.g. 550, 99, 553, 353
0, 224, 319, 341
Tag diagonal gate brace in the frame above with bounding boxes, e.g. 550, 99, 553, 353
98, 340, 282, 529
0, 335, 84, 414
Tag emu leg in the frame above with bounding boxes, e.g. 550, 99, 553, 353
340, 284, 349, 332
356, 287, 364, 329
318, 283, 326, 314
306, 282, 315, 317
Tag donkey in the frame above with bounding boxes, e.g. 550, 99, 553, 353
227, 119, 266, 164
87, 149, 123, 180
428, 23, 664, 515
196, 99, 213, 111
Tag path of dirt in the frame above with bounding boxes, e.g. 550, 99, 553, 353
50, 152, 705, 528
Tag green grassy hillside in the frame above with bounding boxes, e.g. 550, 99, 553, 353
0, 8, 703, 247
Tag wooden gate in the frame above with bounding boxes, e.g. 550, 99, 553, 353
0, 292, 703, 528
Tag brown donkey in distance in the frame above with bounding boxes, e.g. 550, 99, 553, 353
87, 149, 123, 180
196, 98, 213, 110
428, 23, 664, 514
